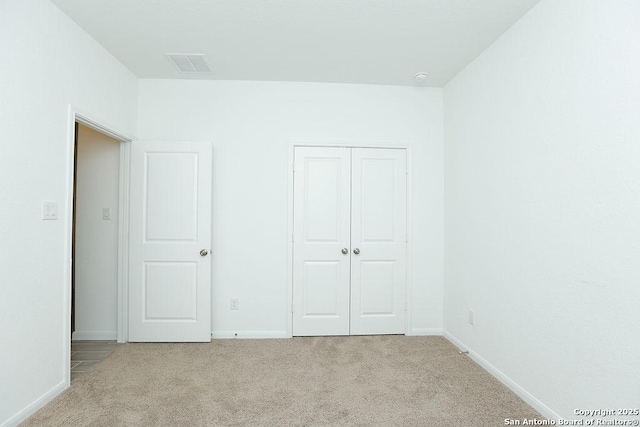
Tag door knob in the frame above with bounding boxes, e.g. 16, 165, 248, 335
353, 248, 360, 255
200, 249, 209, 257
341, 248, 348, 255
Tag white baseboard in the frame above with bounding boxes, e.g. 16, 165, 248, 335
1, 380, 68, 427
72, 330, 117, 341
213, 330, 444, 339
409, 328, 443, 336
212, 330, 289, 339
443, 330, 560, 421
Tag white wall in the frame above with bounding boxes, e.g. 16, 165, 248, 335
0, 0, 137, 424
444, 0, 640, 420
136, 80, 444, 337
73, 124, 120, 340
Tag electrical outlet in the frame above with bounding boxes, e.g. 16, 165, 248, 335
230, 298, 239, 310
468, 309, 475, 326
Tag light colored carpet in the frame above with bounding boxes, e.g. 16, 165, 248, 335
24, 336, 541, 426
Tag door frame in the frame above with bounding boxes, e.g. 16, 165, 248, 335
286, 141, 414, 337
63, 105, 133, 384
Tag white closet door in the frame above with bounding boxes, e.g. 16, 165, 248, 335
292, 147, 351, 336
350, 148, 407, 335
129, 141, 212, 342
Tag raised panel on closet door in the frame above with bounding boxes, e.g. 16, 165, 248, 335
292, 147, 351, 336
350, 148, 407, 335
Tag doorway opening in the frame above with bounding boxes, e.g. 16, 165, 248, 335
64, 107, 132, 385
70, 122, 123, 380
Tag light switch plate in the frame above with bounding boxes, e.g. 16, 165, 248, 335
42, 201, 58, 220
102, 207, 111, 220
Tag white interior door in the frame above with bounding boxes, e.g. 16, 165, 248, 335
350, 148, 407, 335
292, 147, 351, 336
129, 141, 212, 342
292, 146, 407, 336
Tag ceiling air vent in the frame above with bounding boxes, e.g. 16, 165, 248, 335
166, 54, 212, 73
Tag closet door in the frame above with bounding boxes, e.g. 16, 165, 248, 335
350, 148, 407, 335
292, 147, 351, 336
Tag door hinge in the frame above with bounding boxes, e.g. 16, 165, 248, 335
293, 162, 296, 172
291, 303, 295, 313
292, 232, 294, 242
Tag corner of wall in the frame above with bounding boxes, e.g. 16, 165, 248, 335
442, 330, 560, 421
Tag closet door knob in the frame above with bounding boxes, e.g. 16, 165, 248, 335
353, 248, 360, 255
200, 249, 209, 257
341, 248, 348, 255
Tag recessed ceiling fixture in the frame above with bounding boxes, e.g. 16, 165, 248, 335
414, 72, 429, 83
166, 53, 212, 73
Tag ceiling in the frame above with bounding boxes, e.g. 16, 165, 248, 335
51, 0, 541, 87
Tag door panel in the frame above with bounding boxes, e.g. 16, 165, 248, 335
304, 158, 342, 242
303, 261, 341, 316
144, 262, 197, 320
292, 147, 351, 336
350, 148, 407, 335
129, 141, 212, 342
144, 153, 198, 242
359, 260, 396, 315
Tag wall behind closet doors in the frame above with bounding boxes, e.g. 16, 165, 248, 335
136, 80, 444, 337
